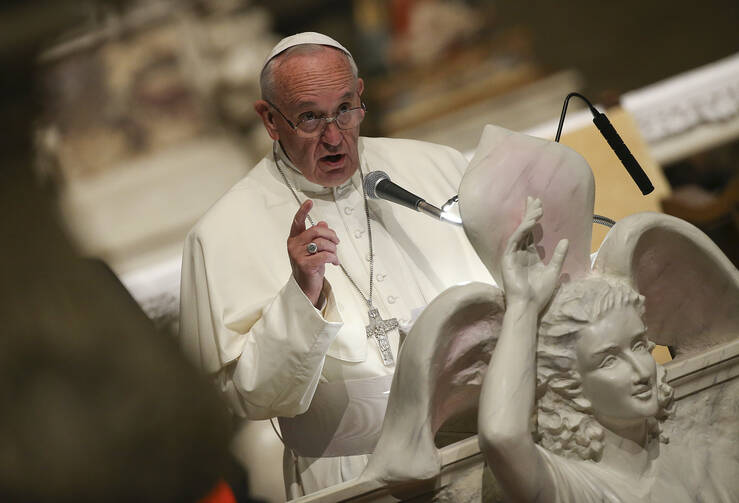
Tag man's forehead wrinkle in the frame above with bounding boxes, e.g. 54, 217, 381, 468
279, 72, 356, 109
291, 91, 354, 108
273, 50, 355, 108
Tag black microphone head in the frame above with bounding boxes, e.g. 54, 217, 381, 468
593, 112, 654, 195
363, 170, 390, 199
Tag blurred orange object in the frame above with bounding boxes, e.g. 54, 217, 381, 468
198, 479, 236, 503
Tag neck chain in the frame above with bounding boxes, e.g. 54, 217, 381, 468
273, 144, 398, 366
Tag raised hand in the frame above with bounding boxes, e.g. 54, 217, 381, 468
501, 197, 568, 312
287, 200, 341, 307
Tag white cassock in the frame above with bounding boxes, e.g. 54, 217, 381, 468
179, 136, 494, 498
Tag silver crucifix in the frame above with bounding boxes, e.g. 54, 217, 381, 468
366, 307, 399, 366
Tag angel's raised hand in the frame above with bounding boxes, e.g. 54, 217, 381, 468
502, 197, 568, 311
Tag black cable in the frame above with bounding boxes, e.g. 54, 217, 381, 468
555, 92, 598, 142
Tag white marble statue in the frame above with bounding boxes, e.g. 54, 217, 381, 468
362, 125, 739, 501
478, 197, 683, 502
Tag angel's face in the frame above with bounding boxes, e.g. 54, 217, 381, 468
575, 305, 658, 425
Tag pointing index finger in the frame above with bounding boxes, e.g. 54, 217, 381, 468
290, 200, 313, 237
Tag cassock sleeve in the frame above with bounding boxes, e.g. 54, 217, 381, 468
179, 229, 344, 420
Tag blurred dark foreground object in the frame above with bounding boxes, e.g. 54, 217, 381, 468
0, 254, 234, 503
0, 1, 257, 502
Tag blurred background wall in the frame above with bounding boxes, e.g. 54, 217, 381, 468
7, 0, 738, 500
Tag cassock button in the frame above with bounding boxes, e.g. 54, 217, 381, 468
387, 296, 398, 304
344, 207, 354, 215
354, 230, 364, 239
377, 273, 386, 282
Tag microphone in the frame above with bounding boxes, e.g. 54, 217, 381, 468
555, 92, 654, 196
363, 171, 447, 221
592, 112, 654, 195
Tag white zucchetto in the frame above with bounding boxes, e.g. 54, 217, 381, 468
262, 32, 354, 73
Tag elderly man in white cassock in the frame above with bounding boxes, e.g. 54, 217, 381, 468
179, 32, 493, 498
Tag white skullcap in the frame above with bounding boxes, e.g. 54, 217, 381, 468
262, 32, 354, 73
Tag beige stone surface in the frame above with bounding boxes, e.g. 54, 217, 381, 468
59, 135, 253, 273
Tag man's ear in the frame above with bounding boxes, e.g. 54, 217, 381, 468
254, 100, 279, 141
357, 78, 364, 97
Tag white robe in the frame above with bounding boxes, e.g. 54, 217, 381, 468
179, 136, 493, 497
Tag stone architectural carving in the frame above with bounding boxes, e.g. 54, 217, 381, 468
359, 125, 739, 502
621, 53, 739, 145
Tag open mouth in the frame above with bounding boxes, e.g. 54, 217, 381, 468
321, 154, 345, 164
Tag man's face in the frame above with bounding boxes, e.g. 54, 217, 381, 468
257, 47, 364, 187
575, 305, 658, 427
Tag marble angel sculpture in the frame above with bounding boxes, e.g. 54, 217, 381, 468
362, 125, 739, 501
478, 196, 682, 502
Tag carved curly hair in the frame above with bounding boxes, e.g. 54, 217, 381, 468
533, 275, 675, 462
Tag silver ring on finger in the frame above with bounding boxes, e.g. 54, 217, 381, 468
307, 242, 318, 255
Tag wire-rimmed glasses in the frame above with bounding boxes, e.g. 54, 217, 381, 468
265, 97, 367, 138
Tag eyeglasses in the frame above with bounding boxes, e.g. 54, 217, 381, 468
265, 96, 367, 138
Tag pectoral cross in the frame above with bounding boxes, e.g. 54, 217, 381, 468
366, 307, 399, 366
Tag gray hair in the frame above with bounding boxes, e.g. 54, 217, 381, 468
260, 44, 359, 103
534, 275, 674, 461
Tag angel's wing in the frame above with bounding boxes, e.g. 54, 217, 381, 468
362, 281, 504, 483
592, 212, 739, 355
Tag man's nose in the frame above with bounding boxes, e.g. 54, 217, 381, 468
320, 120, 342, 146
